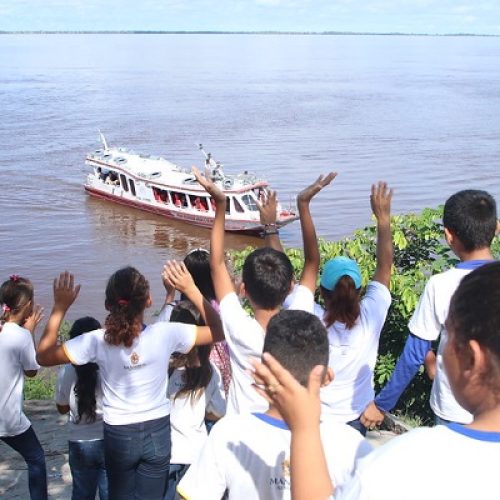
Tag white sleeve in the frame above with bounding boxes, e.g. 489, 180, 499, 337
205, 364, 226, 417
156, 303, 174, 323
55, 365, 73, 406
283, 284, 315, 313
63, 330, 100, 365
20, 331, 40, 371
167, 323, 197, 354
408, 277, 441, 341
359, 281, 392, 333
177, 423, 227, 500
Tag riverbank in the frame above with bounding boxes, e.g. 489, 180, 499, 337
0, 400, 400, 499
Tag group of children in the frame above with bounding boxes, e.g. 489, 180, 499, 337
0, 165, 498, 500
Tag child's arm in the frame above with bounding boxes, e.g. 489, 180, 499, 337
256, 189, 284, 252
156, 270, 176, 322
22, 305, 44, 377
297, 173, 337, 293
37, 272, 81, 366
193, 167, 235, 303
370, 182, 394, 288
162, 260, 225, 345
251, 353, 333, 500
424, 350, 436, 380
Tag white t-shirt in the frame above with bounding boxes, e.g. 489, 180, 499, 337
168, 362, 226, 464
0, 322, 39, 437
178, 412, 372, 500
316, 281, 391, 422
408, 267, 474, 423
336, 424, 500, 500
63, 322, 196, 425
55, 364, 104, 441
220, 288, 312, 416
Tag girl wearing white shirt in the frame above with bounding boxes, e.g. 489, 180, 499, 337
165, 301, 226, 500
55, 316, 108, 500
37, 265, 224, 500
0, 275, 47, 500
314, 182, 393, 434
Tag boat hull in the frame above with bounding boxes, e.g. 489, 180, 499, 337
84, 185, 298, 235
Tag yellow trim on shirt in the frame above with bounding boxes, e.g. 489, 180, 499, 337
62, 343, 79, 365
176, 485, 190, 500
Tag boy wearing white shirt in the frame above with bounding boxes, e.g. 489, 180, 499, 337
178, 310, 372, 500
362, 189, 498, 427
193, 168, 336, 415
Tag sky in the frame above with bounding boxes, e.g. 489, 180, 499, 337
1, 0, 500, 35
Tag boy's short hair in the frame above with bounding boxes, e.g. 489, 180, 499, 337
263, 310, 328, 386
242, 248, 294, 310
443, 190, 497, 252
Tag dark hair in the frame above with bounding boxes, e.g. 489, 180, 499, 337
183, 250, 215, 302
443, 190, 497, 252
104, 267, 150, 348
169, 301, 213, 402
320, 276, 361, 329
263, 310, 328, 386
242, 248, 294, 310
69, 317, 102, 424
0, 276, 33, 330
448, 262, 500, 388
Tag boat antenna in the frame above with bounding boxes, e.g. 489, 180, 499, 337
99, 130, 109, 150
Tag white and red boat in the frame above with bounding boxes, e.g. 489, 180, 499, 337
84, 134, 298, 234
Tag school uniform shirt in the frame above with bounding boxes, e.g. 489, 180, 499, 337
178, 412, 372, 500
63, 322, 196, 425
55, 364, 104, 441
408, 265, 479, 423
168, 363, 226, 464
220, 288, 313, 416
0, 322, 39, 437
335, 424, 500, 500
316, 281, 391, 422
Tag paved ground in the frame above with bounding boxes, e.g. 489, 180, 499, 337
0, 401, 401, 499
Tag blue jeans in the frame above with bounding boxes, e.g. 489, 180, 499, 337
1, 426, 48, 500
68, 440, 108, 500
164, 464, 189, 500
104, 415, 171, 500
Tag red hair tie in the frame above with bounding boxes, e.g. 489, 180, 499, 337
9, 274, 20, 282
117, 299, 129, 306
2, 304, 11, 313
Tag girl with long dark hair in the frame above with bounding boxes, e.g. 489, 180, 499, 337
55, 316, 108, 499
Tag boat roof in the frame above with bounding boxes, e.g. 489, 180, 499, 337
86, 147, 268, 193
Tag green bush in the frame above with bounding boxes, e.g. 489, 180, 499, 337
24, 373, 56, 400
231, 207, 500, 423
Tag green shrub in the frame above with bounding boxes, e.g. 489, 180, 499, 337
231, 207, 499, 423
24, 373, 56, 400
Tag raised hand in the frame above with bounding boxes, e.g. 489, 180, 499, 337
24, 305, 44, 334
251, 352, 323, 431
257, 189, 278, 225
162, 260, 196, 296
360, 400, 385, 430
297, 172, 337, 205
192, 166, 226, 204
53, 272, 80, 312
370, 181, 393, 222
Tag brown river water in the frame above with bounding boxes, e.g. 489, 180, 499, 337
0, 34, 499, 322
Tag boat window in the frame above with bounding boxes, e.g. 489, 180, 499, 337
233, 197, 245, 213
172, 192, 188, 208
120, 174, 129, 192
129, 179, 136, 196
241, 194, 258, 211
189, 195, 208, 212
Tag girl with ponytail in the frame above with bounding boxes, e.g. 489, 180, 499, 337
0, 275, 47, 499
55, 316, 108, 500
37, 265, 223, 500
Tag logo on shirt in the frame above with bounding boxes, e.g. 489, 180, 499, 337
130, 352, 140, 365
269, 459, 291, 490
282, 459, 291, 478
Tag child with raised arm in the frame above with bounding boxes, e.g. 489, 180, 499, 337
0, 275, 47, 500
36, 266, 223, 500
305, 182, 393, 435
177, 310, 372, 500
362, 189, 497, 429
192, 167, 335, 415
